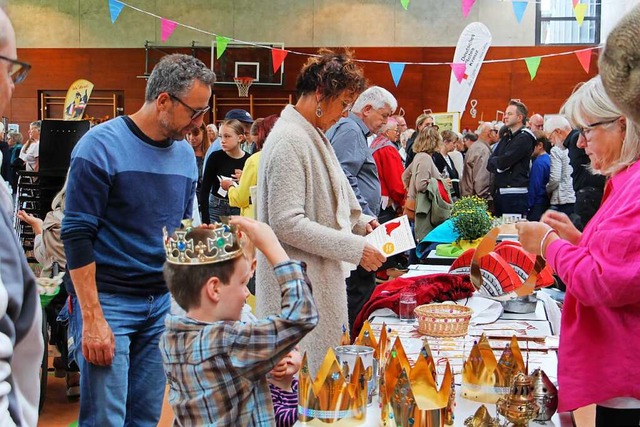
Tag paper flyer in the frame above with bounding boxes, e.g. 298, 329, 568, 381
365, 215, 415, 257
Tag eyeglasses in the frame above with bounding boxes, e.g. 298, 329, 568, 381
577, 117, 620, 138
489, 129, 498, 134
340, 99, 353, 113
0, 55, 31, 84
168, 93, 211, 120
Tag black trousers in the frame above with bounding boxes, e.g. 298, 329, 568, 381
346, 265, 376, 332
595, 405, 640, 427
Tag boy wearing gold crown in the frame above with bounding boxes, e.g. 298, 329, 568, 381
160, 216, 319, 426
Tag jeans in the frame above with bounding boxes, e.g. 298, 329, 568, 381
68, 292, 170, 427
208, 194, 240, 223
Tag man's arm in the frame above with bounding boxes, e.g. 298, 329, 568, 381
487, 133, 533, 173
331, 128, 374, 216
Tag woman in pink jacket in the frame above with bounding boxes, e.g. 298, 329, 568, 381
516, 75, 640, 426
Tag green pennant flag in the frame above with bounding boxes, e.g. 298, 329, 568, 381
524, 56, 541, 80
401, 0, 410, 10
216, 36, 230, 59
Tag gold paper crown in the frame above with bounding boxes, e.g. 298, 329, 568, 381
461, 334, 526, 403
354, 320, 389, 362
298, 348, 368, 426
163, 219, 243, 265
381, 338, 453, 427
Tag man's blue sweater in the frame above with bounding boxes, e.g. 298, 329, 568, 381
61, 116, 197, 295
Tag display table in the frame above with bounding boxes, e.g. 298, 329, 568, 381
295, 283, 572, 426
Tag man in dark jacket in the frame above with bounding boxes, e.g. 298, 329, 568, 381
487, 100, 536, 217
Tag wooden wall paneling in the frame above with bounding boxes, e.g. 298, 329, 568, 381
12, 46, 597, 134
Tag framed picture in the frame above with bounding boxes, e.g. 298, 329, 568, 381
431, 112, 461, 133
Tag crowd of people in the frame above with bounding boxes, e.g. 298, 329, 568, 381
1, 2, 640, 426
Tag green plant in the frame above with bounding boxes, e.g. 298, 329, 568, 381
451, 196, 493, 242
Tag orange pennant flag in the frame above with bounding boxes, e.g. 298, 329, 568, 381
575, 50, 592, 73
272, 49, 288, 73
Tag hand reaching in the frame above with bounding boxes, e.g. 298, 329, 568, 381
359, 243, 386, 272
17, 210, 43, 235
541, 210, 581, 245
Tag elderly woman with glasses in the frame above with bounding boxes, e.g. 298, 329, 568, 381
516, 75, 640, 426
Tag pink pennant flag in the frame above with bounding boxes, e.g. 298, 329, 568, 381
161, 18, 178, 42
572, 0, 579, 6
450, 63, 467, 83
272, 49, 288, 73
575, 49, 592, 73
462, 0, 476, 18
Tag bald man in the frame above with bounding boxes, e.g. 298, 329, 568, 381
0, 5, 43, 426
528, 113, 544, 132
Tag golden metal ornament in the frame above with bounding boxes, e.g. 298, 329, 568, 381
463, 405, 499, 427
496, 372, 539, 427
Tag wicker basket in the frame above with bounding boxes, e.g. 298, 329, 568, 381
414, 303, 473, 337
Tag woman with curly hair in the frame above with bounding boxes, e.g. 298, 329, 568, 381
256, 49, 385, 373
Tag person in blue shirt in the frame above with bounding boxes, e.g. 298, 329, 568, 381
527, 131, 551, 221
61, 54, 215, 426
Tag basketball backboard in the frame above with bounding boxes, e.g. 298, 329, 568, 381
212, 41, 284, 86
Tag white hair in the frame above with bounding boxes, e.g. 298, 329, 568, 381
351, 86, 398, 114
542, 115, 572, 134
206, 123, 217, 133
380, 117, 398, 133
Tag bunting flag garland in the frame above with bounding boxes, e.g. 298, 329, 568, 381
215, 35, 230, 59
272, 49, 288, 73
400, 0, 410, 10
512, 1, 528, 24
574, 49, 592, 73
107, 0, 601, 88
161, 18, 178, 42
574, 3, 588, 26
524, 56, 541, 80
462, 0, 477, 18
572, 0, 580, 6
108, 0, 124, 23
389, 62, 406, 87
450, 63, 467, 83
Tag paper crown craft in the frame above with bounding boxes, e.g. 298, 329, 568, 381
461, 334, 526, 403
449, 226, 554, 300
381, 338, 453, 427
163, 219, 243, 265
298, 348, 368, 426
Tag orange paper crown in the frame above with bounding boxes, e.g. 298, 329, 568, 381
461, 334, 526, 403
381, 338, 453, 427
298, 348, 368, 426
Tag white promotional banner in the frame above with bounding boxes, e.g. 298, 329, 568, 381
447, 22, 492, 117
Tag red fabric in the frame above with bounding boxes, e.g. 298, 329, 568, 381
371, 140, 406, 207
352, 273, 475, 337
437, 180, 452, 204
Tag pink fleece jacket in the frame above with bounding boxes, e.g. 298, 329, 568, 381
546, 160, 640, 412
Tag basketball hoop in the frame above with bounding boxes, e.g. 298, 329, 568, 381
234, 77, 254, 97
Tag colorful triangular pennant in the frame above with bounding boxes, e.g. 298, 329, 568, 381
524, 56, 541, 81
216, 36, 230, 59
389, 63, 406, 87
575, 50, 592, 73
108, 0, 124, 24
512, 1, 528, 24
401, 0, 410, 10
572, 0, 580, 7
161, 18, 178, 42
574, 3, 588, 26
462, 0, 476, 18
272, 49, 288, 73
450, 62, 467, 83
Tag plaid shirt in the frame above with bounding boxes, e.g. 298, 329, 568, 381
160, 260, 318, 426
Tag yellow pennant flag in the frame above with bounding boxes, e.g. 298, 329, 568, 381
574, 3, 588, 26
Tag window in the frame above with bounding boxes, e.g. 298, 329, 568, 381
536, 0, 601, 45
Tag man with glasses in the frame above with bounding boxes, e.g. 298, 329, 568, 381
326, 85, 397, 328
543, 115, 605, 230
61, 54, 215, 426
0, 6, 42, 426
487, 100, 536, 217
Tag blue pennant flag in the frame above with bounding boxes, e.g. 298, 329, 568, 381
389, 62, 406, 87
512, 1, 528, 24
109, 0, 125, 23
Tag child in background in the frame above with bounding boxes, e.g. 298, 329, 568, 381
268, 345, 302, 427
160, 216, 318, 426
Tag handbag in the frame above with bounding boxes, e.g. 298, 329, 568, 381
403, 198, 416, 221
